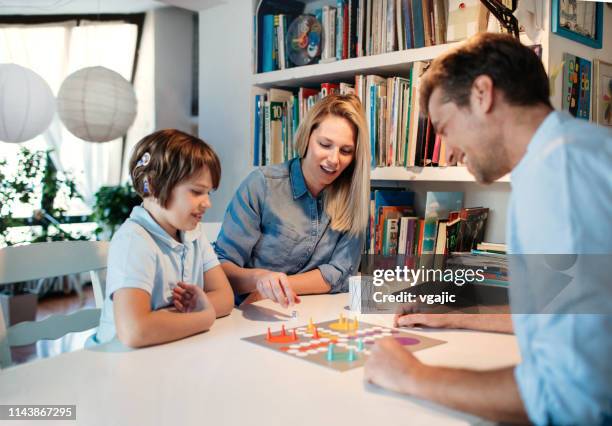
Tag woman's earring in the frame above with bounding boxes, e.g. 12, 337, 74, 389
143, 177, 150, 194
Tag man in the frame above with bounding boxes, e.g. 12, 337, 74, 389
364, 32, 612, 424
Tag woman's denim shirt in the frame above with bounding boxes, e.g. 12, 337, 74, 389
214, 158, 361, 294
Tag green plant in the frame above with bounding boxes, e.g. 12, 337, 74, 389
0, 147, 87, 247
93, 183, 141, 238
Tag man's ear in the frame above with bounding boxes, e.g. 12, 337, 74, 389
470, 75, 495, 115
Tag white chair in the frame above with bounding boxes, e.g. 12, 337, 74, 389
0, 241, 108, 368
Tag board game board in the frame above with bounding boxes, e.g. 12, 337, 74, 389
242, 314, 446, 372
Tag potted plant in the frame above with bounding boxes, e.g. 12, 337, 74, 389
93, 182, 141, 240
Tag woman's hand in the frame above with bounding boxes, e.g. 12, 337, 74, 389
254, 271, 301, 308
172, 282, 211, 313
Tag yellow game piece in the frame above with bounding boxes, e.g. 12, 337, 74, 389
353, 317, 359, 329
308, 317, 314, 333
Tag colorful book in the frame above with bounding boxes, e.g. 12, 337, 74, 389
422, 192, 464, 255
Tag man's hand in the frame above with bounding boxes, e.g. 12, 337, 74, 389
394, 312, 462, 328
364, 337, 428, 395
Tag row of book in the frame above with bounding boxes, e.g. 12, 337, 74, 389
255, 0, 498, 73
251, 83, 356, 166
367, 189, 491, 257
252, 61, 448, 168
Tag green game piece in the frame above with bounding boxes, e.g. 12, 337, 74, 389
348, 348, 357, 362
327, 343, 335, 361
357, 339, 364, 351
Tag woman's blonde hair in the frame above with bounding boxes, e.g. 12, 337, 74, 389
294, 94, 371, 237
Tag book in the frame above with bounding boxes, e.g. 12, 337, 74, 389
378, 206, 413, 254
336, 0, 344, 60
277, 14, 288, 70
382, 217, 400, 255
422, 192, 464, 254
262, 14, 277, 72
456, 207, 489, 251
268, 88, 294, 164
410, 0, 426, 48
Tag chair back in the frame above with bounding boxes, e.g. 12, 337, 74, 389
0, 241, 109, 368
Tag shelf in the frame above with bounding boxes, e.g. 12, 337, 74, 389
252, 43, 461, 88
370, 166, 510, 183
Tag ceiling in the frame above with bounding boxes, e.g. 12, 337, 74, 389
0, 0, 223, 15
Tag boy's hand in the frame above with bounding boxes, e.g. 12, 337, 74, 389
172, 282, 210, 313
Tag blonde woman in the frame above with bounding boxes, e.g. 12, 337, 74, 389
215, 94, 371, 307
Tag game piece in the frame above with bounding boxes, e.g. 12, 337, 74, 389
307, 317, 315, 333
291, 310, 298, 321
266, 325, 299, 343
348, 348, 356, 362
244, 319, 446, 372
329, 314, 359, 332
327, 343, 335, 361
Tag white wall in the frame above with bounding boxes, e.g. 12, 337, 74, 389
198, 0, 253, 221
154, 7, 196, 133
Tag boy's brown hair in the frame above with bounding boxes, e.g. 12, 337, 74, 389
420, 32, 552, 115
129, 129, 221, 208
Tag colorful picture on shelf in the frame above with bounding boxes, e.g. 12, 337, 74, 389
562, 53, 591, 120
593, 60, 612, 128
551, 0, 603, 49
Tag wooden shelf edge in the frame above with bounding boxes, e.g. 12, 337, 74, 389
370, 167, 511, 183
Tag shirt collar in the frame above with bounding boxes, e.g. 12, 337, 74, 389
290, 158, 309, 199
128, 205, 200, 250
511, 111, 566, 183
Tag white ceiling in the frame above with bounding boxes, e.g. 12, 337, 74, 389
0, 0, 219, 15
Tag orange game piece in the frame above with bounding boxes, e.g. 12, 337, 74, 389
313, 327, 319, 339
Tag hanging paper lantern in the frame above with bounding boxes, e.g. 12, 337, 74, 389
0, 64, 56, 143
57, 66, 137, 143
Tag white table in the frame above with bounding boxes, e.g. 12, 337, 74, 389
0, 294, 520, 426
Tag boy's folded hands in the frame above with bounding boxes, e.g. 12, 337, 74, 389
172, 282, 210, 313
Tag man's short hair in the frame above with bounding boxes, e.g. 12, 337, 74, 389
129, 129, 221, 208
420, 32, 552, 114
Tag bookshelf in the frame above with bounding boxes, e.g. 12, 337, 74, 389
197, 0, 611, 246
252, 42, 460, 87
370, 166, 510, 183
248, 0, 513, 244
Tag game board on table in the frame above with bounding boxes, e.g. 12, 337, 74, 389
242, 314, 446, 372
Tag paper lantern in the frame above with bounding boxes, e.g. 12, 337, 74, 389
57, 66, 137, 143
0, 64, 56, 143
